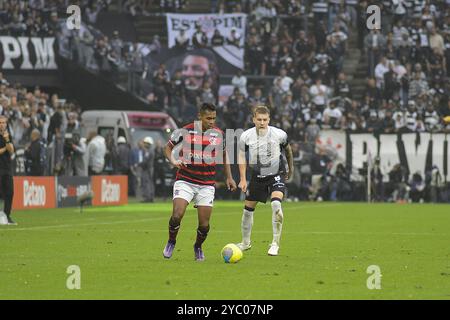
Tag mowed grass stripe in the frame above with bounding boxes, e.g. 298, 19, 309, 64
0, 201, 449, 299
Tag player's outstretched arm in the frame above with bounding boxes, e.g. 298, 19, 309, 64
223, 150, 237, 192
285, 143, 294, 181
238, 149, 248, 193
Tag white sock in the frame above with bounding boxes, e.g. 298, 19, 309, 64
241, 207, 254, 245
271, 199, 283, 246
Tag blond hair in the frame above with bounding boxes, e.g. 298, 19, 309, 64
253, 105, 270, 116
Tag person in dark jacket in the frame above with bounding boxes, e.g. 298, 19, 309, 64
25, 129, 44, 176
140, 136, 155, 202
116, 136, 133, 196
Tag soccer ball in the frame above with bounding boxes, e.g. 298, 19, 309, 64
221, 243, 243, 263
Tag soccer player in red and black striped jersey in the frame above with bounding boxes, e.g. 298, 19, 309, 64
162, 103, 237, 261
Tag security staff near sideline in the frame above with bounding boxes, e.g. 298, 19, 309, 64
139, 136, 155, 203
0, 115, 16, 225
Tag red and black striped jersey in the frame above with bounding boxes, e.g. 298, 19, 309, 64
168, 122, 225, 186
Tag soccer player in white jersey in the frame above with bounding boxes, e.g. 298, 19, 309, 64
236, 106, 294, 256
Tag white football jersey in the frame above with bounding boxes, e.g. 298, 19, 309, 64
239, 126, 289, 177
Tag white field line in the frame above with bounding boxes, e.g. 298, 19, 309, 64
47, 229, 448, 237
0, 203, 343, 232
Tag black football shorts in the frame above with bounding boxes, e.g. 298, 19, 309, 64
245, 174, 286, 203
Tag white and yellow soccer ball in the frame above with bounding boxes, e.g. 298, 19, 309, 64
221, 243, 243, 263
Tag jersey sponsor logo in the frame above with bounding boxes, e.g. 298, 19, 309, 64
23, 180, 46, 207
186, 151, 214, 162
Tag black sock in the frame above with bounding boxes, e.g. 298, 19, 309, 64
195, 225, 210, 248
168, 217, 181, 243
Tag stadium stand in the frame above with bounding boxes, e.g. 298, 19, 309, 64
0, 0, 449, 203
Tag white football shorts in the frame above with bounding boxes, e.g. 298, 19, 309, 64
173, 180, 216, 207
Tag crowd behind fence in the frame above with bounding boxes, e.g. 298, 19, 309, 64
1, 0, 449, 203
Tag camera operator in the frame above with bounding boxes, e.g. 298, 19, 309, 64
0, 115, 16, 225
62, 131, 86, 176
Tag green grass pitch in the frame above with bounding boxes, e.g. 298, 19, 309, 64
0, 201, 449, 300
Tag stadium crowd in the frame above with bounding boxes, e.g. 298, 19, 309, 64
0, 0, 449, 203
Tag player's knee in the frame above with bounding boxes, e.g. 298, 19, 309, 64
197, 225, 210, 236
244, 206, 255, 216
172, 207, 185, 220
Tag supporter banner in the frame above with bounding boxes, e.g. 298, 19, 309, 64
166, 13, 246, 69
12, 177, 56, 210
57, 177, 92, 208
91, 176, 128, 206
320, 131, 450, 181
0, 36, 57, 70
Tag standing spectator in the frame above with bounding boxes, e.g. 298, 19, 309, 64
429, 26, 445, 56
227, 28, 241, 47
139, 136, 155, 203
25, 129, 43, 176
429, 165, 443, 203
168, 70, 186, 121
374, 57, 389, 89
110, 30, 124, 59
153, 64, 170, 110
275, 68, 294, 94
322, 100, 343, 130
68, 132, 87, 176
0, 115, 16, 225
383, 62, 400, 101
245, 35, 264, 75
117, 136, 133, 195
248, 88, 268, 110
175, 29, 189, 50
200, 81, 216, 105
210, 29, 225, 47
427, 48, 446, 86
87, 131, 106, 175
364, 30, 387, 77
192, 25, 208, 48
231, 70, 248, 97
370, 156, 385, 202
224, 89, 247, 129
309, 78, 329, 112
312, 0, 328, 25
408, 72, 429, 99
262, 45, 280, 76
47, 104, 63, 144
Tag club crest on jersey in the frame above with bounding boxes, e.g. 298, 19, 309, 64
209, 137, 218, 145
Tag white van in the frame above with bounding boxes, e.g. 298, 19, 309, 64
80, 110, 178, 147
